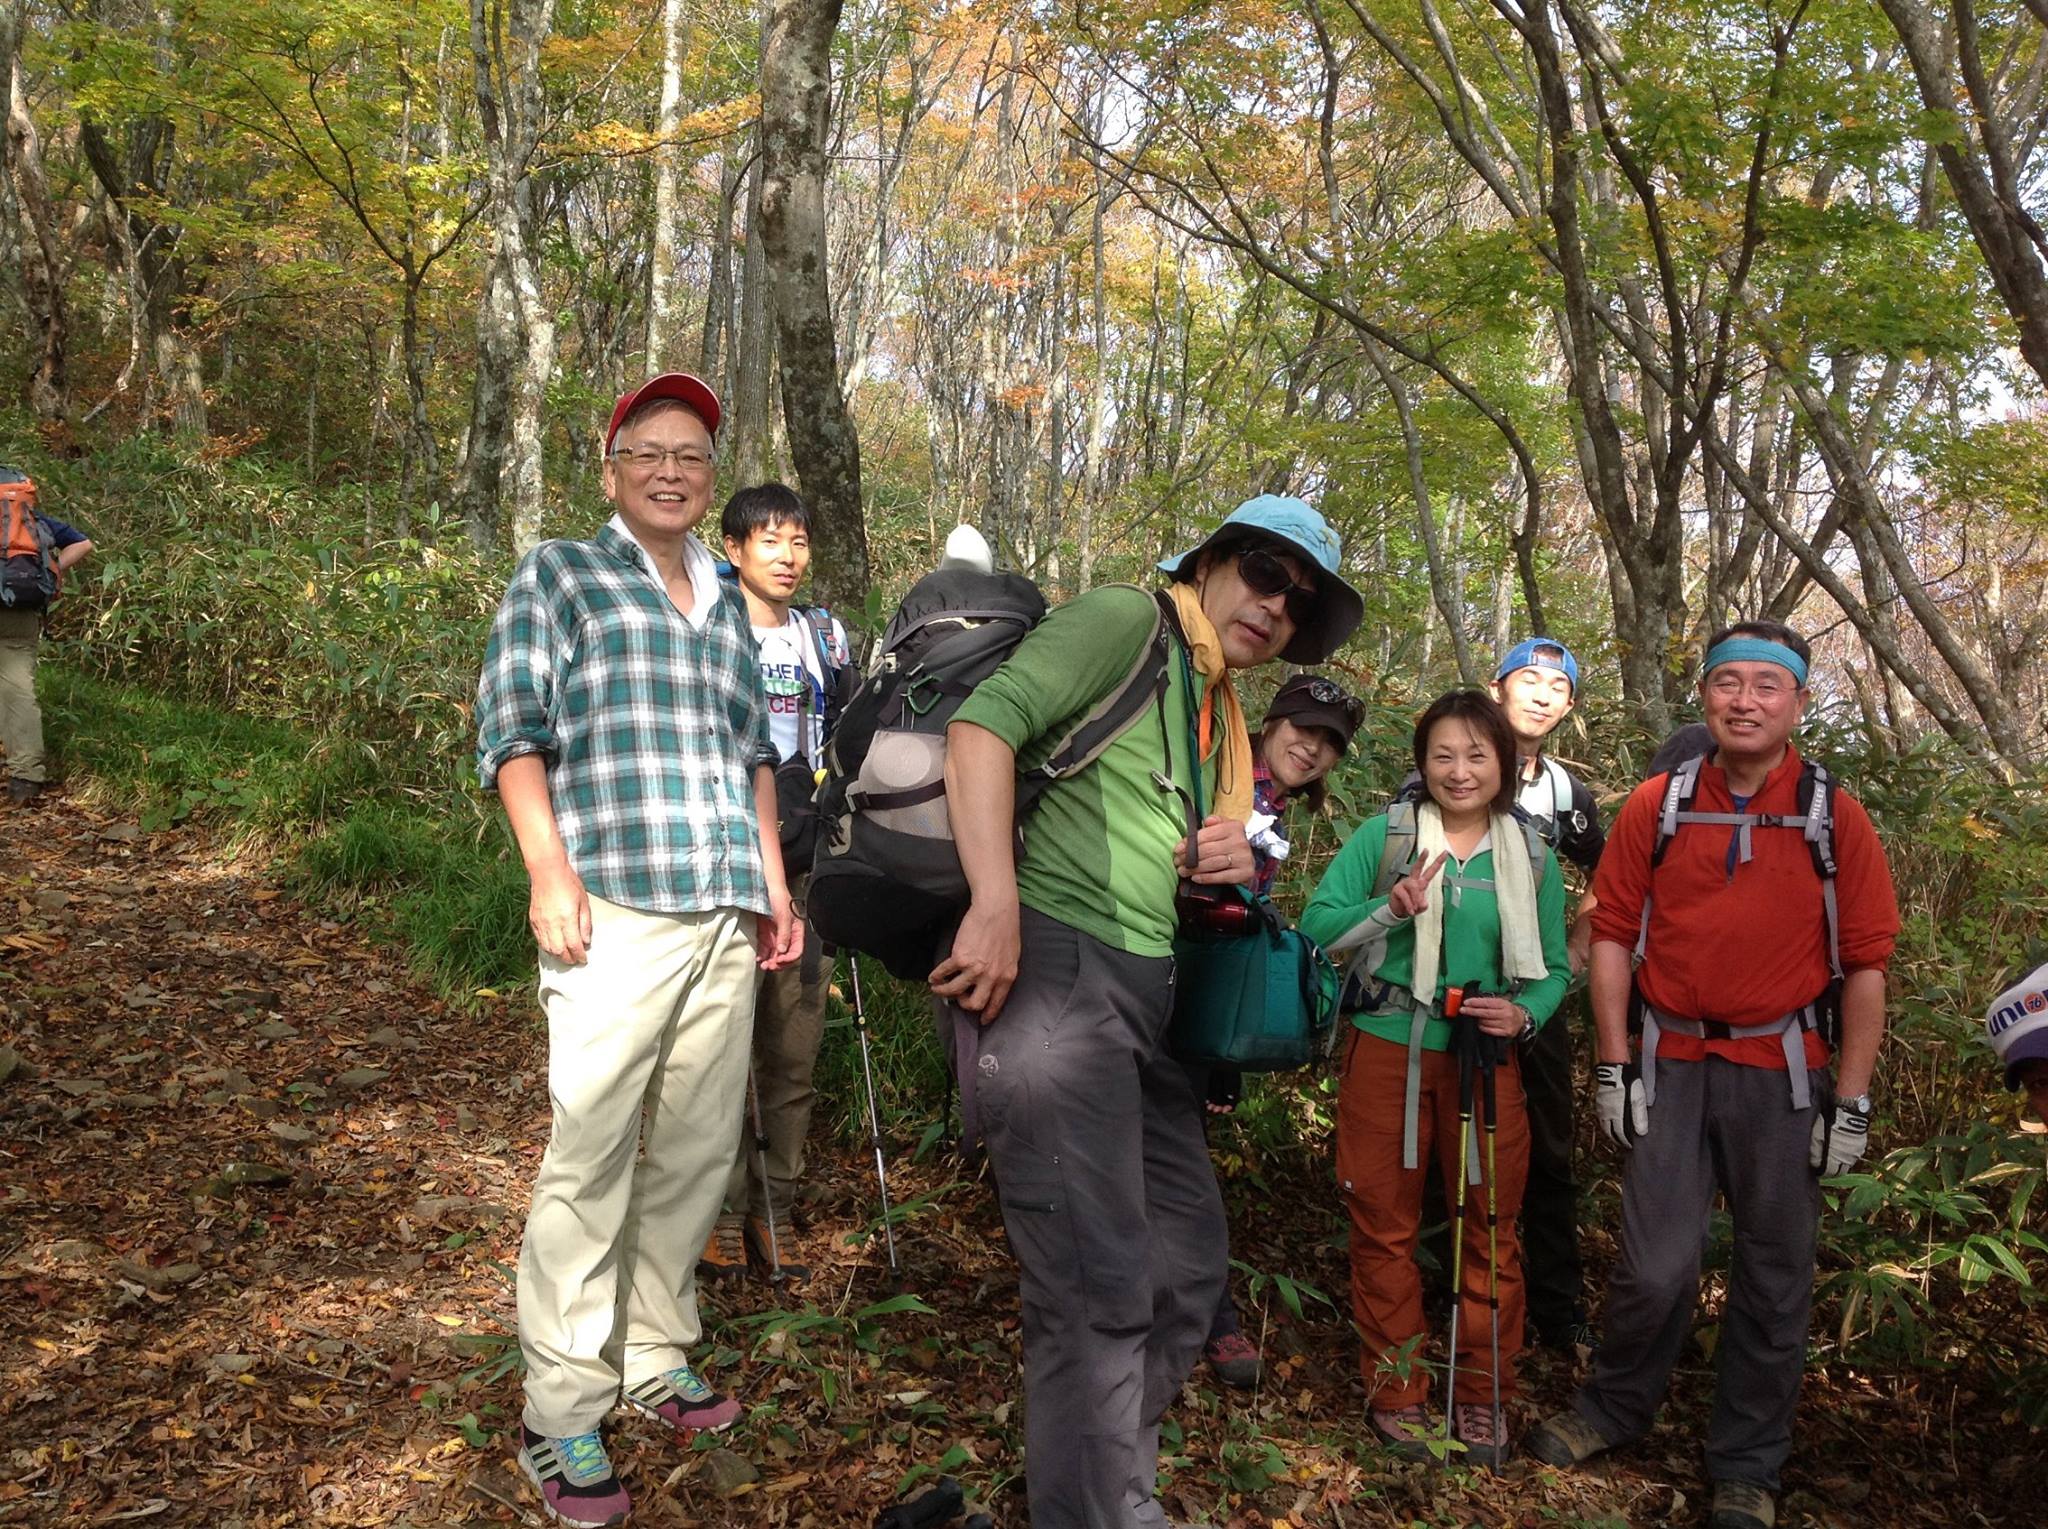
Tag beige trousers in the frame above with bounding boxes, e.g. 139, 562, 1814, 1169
517, 894, 759, 1437
0, 611, 44, 783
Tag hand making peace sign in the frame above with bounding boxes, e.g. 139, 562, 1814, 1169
1387, 848, 1450, 920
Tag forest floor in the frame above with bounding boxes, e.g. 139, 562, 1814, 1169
0, 797, 2028, 1528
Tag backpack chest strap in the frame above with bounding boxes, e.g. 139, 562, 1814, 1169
1664, 808, 1814, 867
1441, 871, 1493, 906
1638, 1000, 1820, 1111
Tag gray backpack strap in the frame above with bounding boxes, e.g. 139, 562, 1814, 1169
1638, 753, 1706, 962
1366, 799, 1434, 1170
1025, 585, 1169, 787
1805, 763, 1843, 981
1376, 798, 1418, 898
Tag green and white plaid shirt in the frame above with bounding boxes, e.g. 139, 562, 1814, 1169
476, 519, 778, 916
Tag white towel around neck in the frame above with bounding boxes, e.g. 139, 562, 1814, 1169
1408, 799, 1549, 1010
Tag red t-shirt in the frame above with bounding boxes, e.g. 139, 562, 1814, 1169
1590, 746, 1899, 1069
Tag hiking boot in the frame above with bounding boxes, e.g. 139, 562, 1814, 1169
1203, 1331, 1262, 1389
516, 1426, 631, 1527
6, 778, 41, 807
1453, 1403, 1512, 1472
744, 1214, 808, 1282
1524, 1407, 1615, 1468
697, 1213, 747, 1281
622, 1363, 741, 1435
1709, 1480, 1777, 1529
1368, 1403, 1437, 1462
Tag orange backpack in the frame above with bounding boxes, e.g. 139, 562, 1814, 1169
0, 471, 57, 611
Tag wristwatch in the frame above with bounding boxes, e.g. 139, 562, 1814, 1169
1839, 1093, 1873, 1113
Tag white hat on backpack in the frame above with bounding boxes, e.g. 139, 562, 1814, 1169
939, 523, 994, 575
1987, 960, 2048, 1089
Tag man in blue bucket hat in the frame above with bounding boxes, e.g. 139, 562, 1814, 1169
932, 494, 1360, 1529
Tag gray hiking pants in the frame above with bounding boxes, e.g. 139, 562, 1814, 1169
970, 908, 1226, 1529
1573, 1056, 1827, 1491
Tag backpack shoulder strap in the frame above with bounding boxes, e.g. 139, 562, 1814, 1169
1520, 811, 1549, 878
1025, 585, 1170, 785
794, 604, 838, 675
1650, 751, 1706, 867
1543, 755, 1573, 820
1798, 760, 1844, 981
1376, 799, 1418, 898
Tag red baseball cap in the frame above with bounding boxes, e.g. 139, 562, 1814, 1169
605, 372, 722, 449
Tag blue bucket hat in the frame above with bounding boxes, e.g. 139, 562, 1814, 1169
1157, 495, 1365, 664
1494, 636, 1581, 696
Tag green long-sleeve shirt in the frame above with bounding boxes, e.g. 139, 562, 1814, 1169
1300, 810, 1570, 1052
953, 584, 1212, 956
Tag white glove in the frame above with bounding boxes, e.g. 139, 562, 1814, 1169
1596, 1061, 1649, 1150
1810, 1096, 1872, 1175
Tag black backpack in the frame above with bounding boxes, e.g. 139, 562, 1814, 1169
807, 574, 1176, 980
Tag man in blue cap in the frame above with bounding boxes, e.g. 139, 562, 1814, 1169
932, 495, 1362, 1529
1489, 637, 1606, 1352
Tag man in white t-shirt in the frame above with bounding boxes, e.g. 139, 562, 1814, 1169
705, 483, 852, 1281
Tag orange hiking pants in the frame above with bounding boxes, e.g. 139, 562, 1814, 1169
1336, 1028, 1531, 1409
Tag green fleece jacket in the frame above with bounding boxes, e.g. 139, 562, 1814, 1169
1300, 810, 1570, 1052
952, 584, 1213, 956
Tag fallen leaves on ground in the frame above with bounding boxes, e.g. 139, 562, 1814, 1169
0, 801, 2028, 1526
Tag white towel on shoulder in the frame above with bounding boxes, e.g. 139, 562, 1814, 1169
1410, 800, 1548, 1008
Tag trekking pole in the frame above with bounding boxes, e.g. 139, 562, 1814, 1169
745, 1065, 787, 1283
1480, 1028, 1504, 1456
847, 952, 902, 1285
1442, 986, 1474, 1447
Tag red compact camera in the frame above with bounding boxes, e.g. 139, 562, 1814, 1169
1175, 883, 1256, 937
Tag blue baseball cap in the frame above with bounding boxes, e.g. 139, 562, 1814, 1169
1494, 637, 1581, 695
1157, 495, 1364, 664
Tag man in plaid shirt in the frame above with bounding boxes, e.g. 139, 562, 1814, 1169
477, 372, 801, 1529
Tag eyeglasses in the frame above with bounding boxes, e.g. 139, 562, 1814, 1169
1705, 672, 1794, 702
611, 443, 717, 475
1237, 547, 1319, 625
1302, 675, 1365, 725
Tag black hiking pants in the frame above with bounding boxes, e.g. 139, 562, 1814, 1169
1517, 992, 1585, 1337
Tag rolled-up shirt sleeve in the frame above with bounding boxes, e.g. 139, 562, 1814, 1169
476, 551, 565, 791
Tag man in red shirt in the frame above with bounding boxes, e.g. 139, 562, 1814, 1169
1527, 621, 1899, 1529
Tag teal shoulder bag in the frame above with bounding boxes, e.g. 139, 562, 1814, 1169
1159, 628, 1339, 1071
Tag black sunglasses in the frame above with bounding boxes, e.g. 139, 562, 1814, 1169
1303, 675, 1365, 725
1236, 547, 1319, 625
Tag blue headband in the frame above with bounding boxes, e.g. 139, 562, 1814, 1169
1703, 637, 1808, 686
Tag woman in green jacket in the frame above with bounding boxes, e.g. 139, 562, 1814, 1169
1301, 689, 1568, 1469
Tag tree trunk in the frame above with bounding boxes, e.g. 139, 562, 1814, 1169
758, 0, 869, 613
645, 0, 691, 369
1783, 370, 2034, 767
4, 54, 68, 424
1875, 0, 2048, 394
1363, 337, 1475, 682
459, 247, 515, 549
702, 152, 743, 388
731, 139, 777, 485
470, 0, 556, 554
